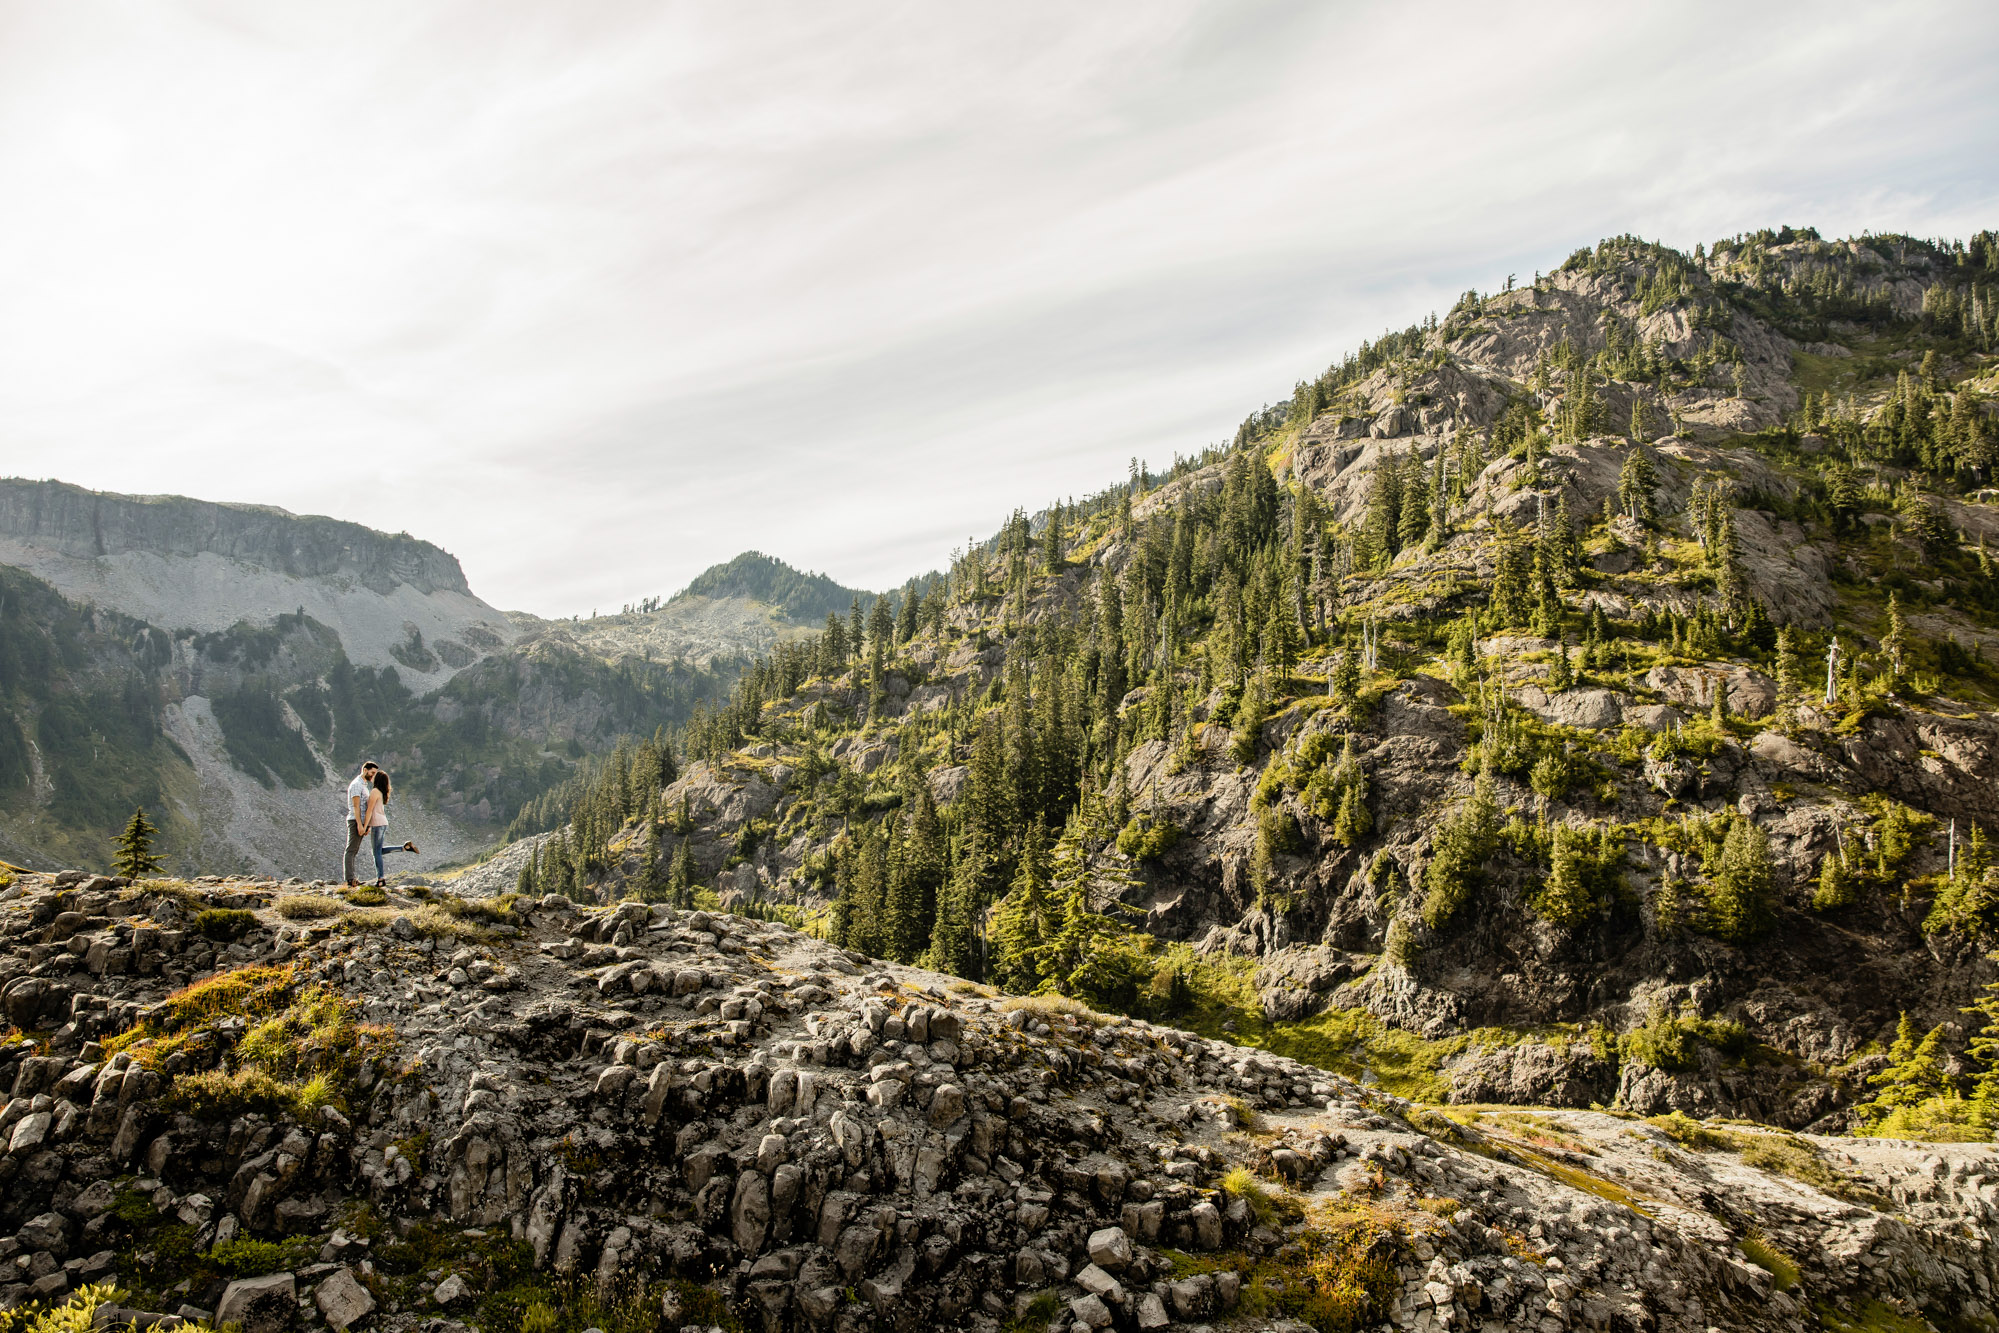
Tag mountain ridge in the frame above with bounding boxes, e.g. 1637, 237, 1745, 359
481, 224, 1999, 1142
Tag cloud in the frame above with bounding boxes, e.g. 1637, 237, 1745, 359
0, 1, 1994, 615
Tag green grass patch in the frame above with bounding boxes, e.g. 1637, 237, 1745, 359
103, 963, 391, 1121
1159, 1196, 1405, 1333
194, 907, 258, 940
1647, 1114, 1889, 1208
1739, 1233, 1799, 1291
276, 894, 346, 920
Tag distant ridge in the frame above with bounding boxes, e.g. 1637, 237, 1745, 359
674, 551, 875, 624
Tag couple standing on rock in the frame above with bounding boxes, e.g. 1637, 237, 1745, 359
342, 760, 419, 887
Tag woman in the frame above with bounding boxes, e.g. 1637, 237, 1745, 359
359, 769, 420, 887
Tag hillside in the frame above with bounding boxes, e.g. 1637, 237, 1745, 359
550, 553, 883, 670
494, 227, 1999, 1140
679, 551, 877, 623
0, 868, 1991, 1333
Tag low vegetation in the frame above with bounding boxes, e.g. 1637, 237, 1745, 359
104, 964, 391, 1119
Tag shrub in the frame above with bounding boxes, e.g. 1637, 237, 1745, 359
1001, 994, 1103, 1026
108, 964, 387, 1120
1293, 1203, 1404, 1333
1646, 1110, 1734, 1151
1221, 1096, 1263, 1131
210, 1236, 315, 1277
1622, 1006, 1748, 1072
195, 907, 258, 941
0, 1284, 184, 1333
1738, 1234, 1799, 1290
1220, 1166, 1283, 1226
276, 895, 345, 920
1116, 814, 1182, 862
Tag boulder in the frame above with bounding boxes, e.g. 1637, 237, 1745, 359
216, 1273, 297, 1333
313, 1268, 375, 1332
1068, 1294, 1113, 1329
1085, 1226, 1133, 1272
1546, 688, 1625, 730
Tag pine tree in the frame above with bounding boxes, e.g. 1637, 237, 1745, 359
1618, 447, 1658, 523
668, 839, 696, 910
1964, 973, 1999, 1115
1231, 671, 1268, 765
1535, 825, 1595, 926
1330, 640, 1362, 716
992, 824, 1053, 992
1420, 767, 1498, 930
1865, 1014, 1951, 1117
924, 848, 983, 981
113, 807, 163, 879
1774, 626, 1801, 700
1531, 553, 1562, 639
1883, 591, 1908, 682
1490, 524, 1534, 628
1549, 637, 1575, 692
1397, 462, 1430, 552
1547, 493, 1581, 587
1812, 838, 1860, 911
1706, 817, 1775, 942
637, 815, 664, 902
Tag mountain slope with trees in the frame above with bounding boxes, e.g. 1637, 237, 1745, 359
503, 226, 1999, 1136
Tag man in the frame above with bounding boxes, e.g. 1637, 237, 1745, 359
343, 761, 379, 887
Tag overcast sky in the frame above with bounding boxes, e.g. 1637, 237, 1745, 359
1, 2, 1996, 616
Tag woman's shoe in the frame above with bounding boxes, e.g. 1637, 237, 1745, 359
374, 879, 387, 888
403, 841, 419, 854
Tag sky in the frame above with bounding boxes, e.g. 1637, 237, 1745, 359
1, 3, 1996, 616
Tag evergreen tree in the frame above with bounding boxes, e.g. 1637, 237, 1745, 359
1865, 1014, 1951, 1119
1231, 671, 1268, 765
1548, 493, 1581, 587
113, 807, 163, 879
1535, 825, 1595, 926
1420, 767, 1499, 929
668, 839, 696, 910
992, 824, 1053, 991
1618, 447, 1658, 523
1965, 972, 1999, 1115
1774, 626, 1801, 700
1396, 462, 1430, 552
1549, 637, 1575, 692
1531, 552, 1562, 639
637, 813, 664, 902
924, 846, 984, 981
1883, 591, 1908, 682
1490, 524, 1534, 627
1706, 817, 1775, 942
1330, 640, 1362, 715
843, 826, 889, 958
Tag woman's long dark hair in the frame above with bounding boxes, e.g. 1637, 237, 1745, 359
372, 771, 392, 803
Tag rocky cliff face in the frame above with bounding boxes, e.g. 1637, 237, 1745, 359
0, 869, 1992, 1333
0, 479, 515, 694
0, 481, 473, 596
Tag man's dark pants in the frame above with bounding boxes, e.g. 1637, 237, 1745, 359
343, 819, 364, 884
